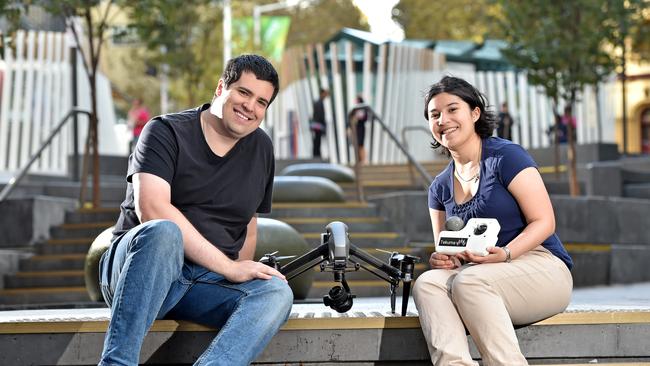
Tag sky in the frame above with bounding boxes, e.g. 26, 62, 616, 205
352, 0, 405, 41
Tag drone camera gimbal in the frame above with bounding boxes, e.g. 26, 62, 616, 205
261, 221, 419, 316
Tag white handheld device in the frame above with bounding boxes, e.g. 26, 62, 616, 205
435, 218, 500, 256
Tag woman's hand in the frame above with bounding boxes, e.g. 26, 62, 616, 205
462, 246, 507, 264
429, 252, 465, 269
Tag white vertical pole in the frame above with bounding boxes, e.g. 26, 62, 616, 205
50, 33, 64, 173
371, 44, 387, 164
41, 32, 55, 172
316, 43, 335, 163
60, 32, 72, 175
223, 0, 231, 66
362, 42, 372, 106
0, 45, 13, 170
330, 42, 347, 165
525, 85, 538, 150
381, 44, 396, 164
505, 71, 518, 142
486, 72, 498, 116
305, 45, 319, 100
345, 41, 356, 164
515, 73, 528, 147
476, 71, 487, 98
31, 32, 46, 171
8, 31, 25, 171
537, 94, 549, 148
20, 31, 37, 168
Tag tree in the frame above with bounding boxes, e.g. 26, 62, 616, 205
122, 0, 366, 109
279, 0, 367, 48
25, 0, 119, 208
498, 0, 617, 197
0, 0, 28, 33
393, 0, 504, 42
122, 0, 222, 109
601, 0, 650, 154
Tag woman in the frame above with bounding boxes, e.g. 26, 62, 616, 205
413, 76, 573, 366
348, 95, 369, 163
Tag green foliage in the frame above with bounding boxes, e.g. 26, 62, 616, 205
0, 0, 30, 32
393, 0, 505, 42
498, 0, 616, 106
278, 0, 368, 47
123, 0, 222, 107
122, 0, 366, 108
601, 0, 650, 64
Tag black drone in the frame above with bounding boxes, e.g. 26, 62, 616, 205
260, 221, 419, 316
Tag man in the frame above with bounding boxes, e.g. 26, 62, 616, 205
99, 55, 293, 366
497, 101, 513, 140
310, 88, 329, 158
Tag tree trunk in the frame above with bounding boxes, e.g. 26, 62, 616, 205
567, 115, 580, 196
90, 71, 101, 208
553, 111, 561, 181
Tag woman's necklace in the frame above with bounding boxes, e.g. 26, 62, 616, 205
455, 141, 482, 183
455, 165, 480, 183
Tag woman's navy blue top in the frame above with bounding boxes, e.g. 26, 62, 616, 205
428, 137, 573, 269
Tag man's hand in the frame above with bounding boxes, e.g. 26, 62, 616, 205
462, 246, 507, 264
223, 260, 287, 283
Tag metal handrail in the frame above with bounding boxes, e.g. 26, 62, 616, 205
348, 106, 434, 195
401, 125, 436, 187
0, 108, 91, 202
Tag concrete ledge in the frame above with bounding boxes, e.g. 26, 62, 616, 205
279, 163, 356, 183
273, 176, 346, 203
1, 302, 649, 365
0, 196, 77, 248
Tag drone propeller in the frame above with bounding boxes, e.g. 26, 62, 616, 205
259, 252, 296, 270
260, 251, 278, 259
375, 248, 396, 256
275, 255, 296, 261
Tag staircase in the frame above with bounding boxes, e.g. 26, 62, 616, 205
0, 161, 449, 308
340, 161, 448, 200
0, 207, 119, 307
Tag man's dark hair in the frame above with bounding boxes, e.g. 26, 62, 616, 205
423, 76, 496, 155
221, 54, 280, 105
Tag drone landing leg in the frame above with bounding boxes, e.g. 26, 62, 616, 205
401, 281, 411, 316
390, 283, 396, 314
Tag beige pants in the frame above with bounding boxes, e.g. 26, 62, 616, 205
413, 246, 573, 366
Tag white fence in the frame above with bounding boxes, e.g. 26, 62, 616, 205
0, 30, 120, 179
268, 41, 617, 164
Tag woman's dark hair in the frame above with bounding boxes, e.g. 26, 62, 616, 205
222, 54, 280, 105
423, 76, 496, 154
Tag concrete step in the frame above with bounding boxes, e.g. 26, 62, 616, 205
64, 208, 120, 224
4, 271, 85, 288
43, 181, 126, 202
36, 238, 92, 255
265, 202, 379, 218
18, 254, 86, 271
50, 222, 115, 239
275, 217, 392, 233
0, 286, 90, 305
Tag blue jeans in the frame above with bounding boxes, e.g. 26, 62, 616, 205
98, 220, 294, 366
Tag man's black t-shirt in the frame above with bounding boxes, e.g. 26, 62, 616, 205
112, 104, 275, 259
